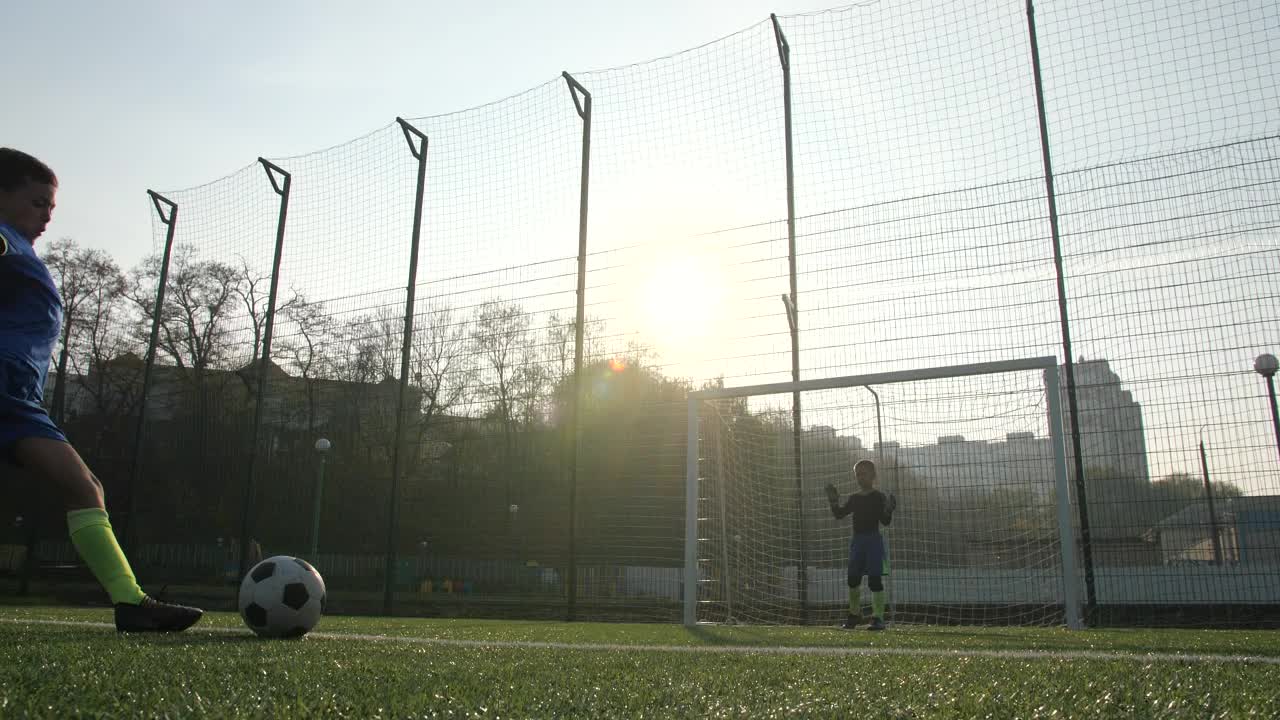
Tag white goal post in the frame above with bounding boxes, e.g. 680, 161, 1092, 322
683, 357, 1083, 629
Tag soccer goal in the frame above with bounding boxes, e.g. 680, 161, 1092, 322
683, 357, 1084, 629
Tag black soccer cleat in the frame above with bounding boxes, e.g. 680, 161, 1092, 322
867, 617, 887, 631
841, 613, 862, 630
114, 595, 204, 633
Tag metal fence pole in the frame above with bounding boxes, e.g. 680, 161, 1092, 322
122, 191, 179, 552
1026, 0, 1098, 617
563, 71, 592, 621
383, 118, 429, 614
771, 13, 808, 623
237, 159, 291, 582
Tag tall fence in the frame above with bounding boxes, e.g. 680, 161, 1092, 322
6, 0, 1278, 626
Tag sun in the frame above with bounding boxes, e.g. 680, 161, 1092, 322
636, 253, 727, 361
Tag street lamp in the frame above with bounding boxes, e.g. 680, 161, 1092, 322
1254, 353, 1280, 463
16, 514, 33, 597
508, 503, 520, 563
417, 539, 430, 588
310, 438, 331, 558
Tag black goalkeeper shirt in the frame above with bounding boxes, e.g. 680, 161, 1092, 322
831, 490, 892, 534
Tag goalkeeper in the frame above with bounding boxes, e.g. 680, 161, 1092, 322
826, 459, 896, 631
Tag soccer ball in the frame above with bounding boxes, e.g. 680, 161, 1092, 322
238, 555, 327, 638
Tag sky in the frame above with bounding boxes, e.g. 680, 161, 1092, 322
2, 0, 827, 270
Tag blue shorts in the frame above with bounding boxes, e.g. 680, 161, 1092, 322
1, 356, 68, 463
848, 532, 886, 582
0, 400, 68, 464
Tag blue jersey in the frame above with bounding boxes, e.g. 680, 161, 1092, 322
0, 223, 63, 413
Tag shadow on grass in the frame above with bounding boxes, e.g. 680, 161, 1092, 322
683, 624, 799, 647
679, 621, 1095, 653
0, 616, 316, 648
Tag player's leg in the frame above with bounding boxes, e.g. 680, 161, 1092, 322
13, 436, 203, 631
844, 537, 866, 629
844, 580, 863, 629
866, 534, 888, 630
11, 436, 147, 604
867, 575, 886, 630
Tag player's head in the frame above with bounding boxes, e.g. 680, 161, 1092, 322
0, 148, 58, 242
854, 459, 877, 490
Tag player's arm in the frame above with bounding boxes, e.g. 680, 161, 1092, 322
0, 226, 22, 273
880, 492, 897, 526
825, 484, 853, 519
0, 226, 16, 264
0, 228, 18, 300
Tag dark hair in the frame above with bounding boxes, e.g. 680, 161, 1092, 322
0, 148, 57, 192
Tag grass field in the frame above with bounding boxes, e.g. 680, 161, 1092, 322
2, 605, 1278, 718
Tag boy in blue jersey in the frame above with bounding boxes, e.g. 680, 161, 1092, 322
826, 459, 896, 630
0, 148, 202, 632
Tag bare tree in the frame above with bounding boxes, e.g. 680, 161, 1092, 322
69, 254, 138, 422
545, 312, 574, 384
513, 363, 549, 431
472, 301, 525, 426
335, 306, 402, 385
325, 305, 404, 466
471, 300, 536, 506
43, 238, 100, 420
276, 292, 335, 434
42, 238, 137, 427
234, 256, 300, 368
545, 311, 609, 385
413, 302, 473, 425
127, 246, 242, 380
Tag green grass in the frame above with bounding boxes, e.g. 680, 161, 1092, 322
1, 606, 1278, 718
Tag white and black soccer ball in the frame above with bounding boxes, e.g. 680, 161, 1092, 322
238, 555, 326, 638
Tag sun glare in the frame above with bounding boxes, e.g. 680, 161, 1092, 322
636, 253, 727, 363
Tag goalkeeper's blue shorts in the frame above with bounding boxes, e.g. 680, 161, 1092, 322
848, 531, 886, 581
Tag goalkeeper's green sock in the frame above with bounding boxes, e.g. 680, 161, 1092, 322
872, 590, 886, 620
848, 587, 861, 616
67, 509, 146, 605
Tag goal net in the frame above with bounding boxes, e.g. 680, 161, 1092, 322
683, 357, 1083, 628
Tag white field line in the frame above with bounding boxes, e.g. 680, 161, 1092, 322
5, 617, 1279, 665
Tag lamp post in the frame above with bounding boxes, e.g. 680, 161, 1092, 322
310, 438, 331, 558
1254, 354, 1280, 463
417, 539, 429, 591
15, 515, 31, 597
509, 503, 520, 569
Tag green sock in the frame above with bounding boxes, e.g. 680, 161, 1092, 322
848, 587, 861, 616
872, 590, 886, 620
67, 509, 145, 605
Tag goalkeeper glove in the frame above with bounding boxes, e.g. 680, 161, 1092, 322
885, 492, 898, 515
824, 484, 839, 505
